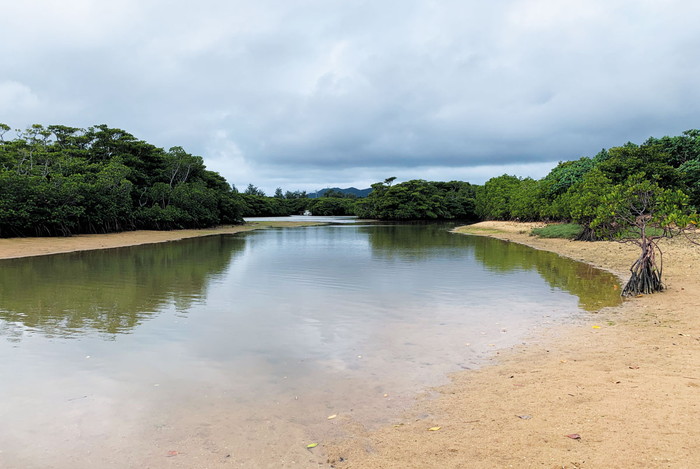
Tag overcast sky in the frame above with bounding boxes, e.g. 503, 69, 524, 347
1, 1, 699, 194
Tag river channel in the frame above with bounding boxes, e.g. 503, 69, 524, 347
0, 222, 620, 468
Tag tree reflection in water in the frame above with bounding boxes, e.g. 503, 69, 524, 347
0, 235, 246, 340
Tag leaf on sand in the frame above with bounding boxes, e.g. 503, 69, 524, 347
306, 443, 318, 449
517, 415, 532, 420
327, 414, 337, 420
592, 325, 601, 329
428, 426, 441, 431
565, 434, 581, 440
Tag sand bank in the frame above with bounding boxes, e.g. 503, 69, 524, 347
0, 221, 321, 260
326, 221, 700, 468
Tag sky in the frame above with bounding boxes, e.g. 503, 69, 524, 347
1, 0, 699, 194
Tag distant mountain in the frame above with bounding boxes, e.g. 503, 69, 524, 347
308, 187, 373, 198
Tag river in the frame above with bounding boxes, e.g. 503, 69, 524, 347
0, 222, 620, 468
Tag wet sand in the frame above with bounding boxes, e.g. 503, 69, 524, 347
0, 222, 320, 260
1, 221, 698, 468
326, 221, 700, 468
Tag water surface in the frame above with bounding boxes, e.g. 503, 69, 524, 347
0, 223, 620, 468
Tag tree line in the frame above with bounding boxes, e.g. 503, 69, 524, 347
475, 131, 700, 224
238, 178, 479, 220
3, 123, 699, 240
0, 124, 247, 236
0, 124, 375, 236
237, 185, 359, 217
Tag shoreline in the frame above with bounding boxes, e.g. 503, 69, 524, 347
0, 221, 323, 260
326, 221, 700, 468
1, 221, 698, 467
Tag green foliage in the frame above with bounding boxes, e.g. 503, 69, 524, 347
643, 129, 700, 167
541, 157, 595, 199
592, 174, 689, 240
474, 175, 520, 220
0, 124, 243, 236
531, 224, 583, 239
307, 197, 356, 215
477, 175, 564, 221
238, 194, 289, 217
356, 179, 477, 220
509, 178, 545, 221
591, 174, 693, 295
678, 158, 700, 208
321, 188, 355, 198
555, 168, 613, 228
470, 131, 700, 243
244, 183, 266, 196
596, 144, 678, 187
284, 190, 307, 199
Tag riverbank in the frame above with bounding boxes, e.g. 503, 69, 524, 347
326, 221, 700, 468
0, 221, 321, 260
1, 222, 698, 468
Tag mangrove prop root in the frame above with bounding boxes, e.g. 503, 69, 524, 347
621, 238, 664, 296
575, 226, 598, 242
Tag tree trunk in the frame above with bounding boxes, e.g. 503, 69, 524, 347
574, 225, 598, 241
621, 237, 663, 296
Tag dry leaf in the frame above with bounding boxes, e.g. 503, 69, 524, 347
565, 433, 581, 440
428, 426, 441, 431
327, 414, 337, 420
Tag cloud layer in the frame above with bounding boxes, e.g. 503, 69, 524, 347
2, 0, 699, 192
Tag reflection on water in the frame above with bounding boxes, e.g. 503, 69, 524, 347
468, 234, 621, 311
364, 224, 620, 311
0, 224, 621, 468
0, 236, 245, 340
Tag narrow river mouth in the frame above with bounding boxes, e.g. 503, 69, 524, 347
0, 223, 621, 468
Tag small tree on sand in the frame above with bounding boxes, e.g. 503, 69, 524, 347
591, 174, 694, 296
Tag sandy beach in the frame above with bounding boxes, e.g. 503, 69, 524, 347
1, 221, 698, 468
0, 221, 320, 260
326, 221, 700, 468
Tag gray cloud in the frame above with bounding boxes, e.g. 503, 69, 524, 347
2, 0, 700, 193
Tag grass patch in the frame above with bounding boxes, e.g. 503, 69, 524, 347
531, 223, 583, 239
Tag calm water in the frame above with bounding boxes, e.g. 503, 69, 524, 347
0, 224, 620, 468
